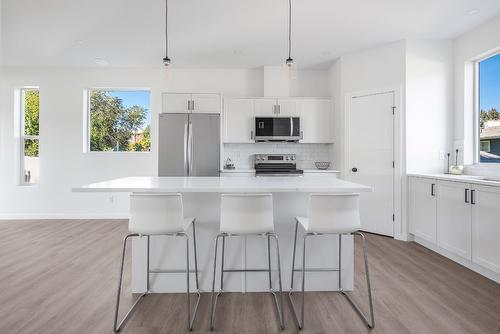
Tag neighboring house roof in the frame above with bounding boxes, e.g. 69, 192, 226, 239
480, 125, 500, 140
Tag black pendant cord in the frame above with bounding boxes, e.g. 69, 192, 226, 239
288, 0, 292, 61
163, 0, 170, 64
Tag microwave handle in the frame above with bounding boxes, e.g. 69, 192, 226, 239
290, 117, 293, 137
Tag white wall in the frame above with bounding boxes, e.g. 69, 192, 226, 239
454, 15, 500, 168
0, 66, 328, 218
405, 39, 454, 173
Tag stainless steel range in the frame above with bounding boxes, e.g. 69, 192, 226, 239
254, 154, 303, 176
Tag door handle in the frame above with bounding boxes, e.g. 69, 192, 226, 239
351, 167, 358, 173
471, 189, 476, 205
431, 183, 435, 196
184, 123, 189, 175
191, 100, 195, 111
188, 123, 193, 176
465, 188, 469, 203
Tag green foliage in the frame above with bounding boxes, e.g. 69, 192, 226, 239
480, 108, 500, 130
89, 91, 150, 151
24, 90, 39, 156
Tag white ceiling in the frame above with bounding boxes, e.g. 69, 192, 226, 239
1, 0, 500, 69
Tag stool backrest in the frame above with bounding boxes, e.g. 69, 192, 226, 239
129, 193, 185, 235
308, 194, 361, 234
220, 194, 274, 234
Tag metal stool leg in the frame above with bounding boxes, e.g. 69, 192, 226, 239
113, 233, 146, 333
269, 233, 285, 330
210, 234, 223, 331
340, 232, 375, 329
288, 231, 308, 330
220, 235, 226, 292
189, 220, 201, 331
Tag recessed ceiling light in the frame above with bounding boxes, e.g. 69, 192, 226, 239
466, 8, 480, 16
94, 57, 109, 66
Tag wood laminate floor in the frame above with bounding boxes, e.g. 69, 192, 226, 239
0, 219, 499, 334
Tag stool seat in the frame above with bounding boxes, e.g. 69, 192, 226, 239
295, 216, 358, 235
129, 217, 195, 235
220, 194, 274, 235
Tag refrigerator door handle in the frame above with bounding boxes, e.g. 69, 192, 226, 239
183, 122, 189, 175
188, 122, 193, 176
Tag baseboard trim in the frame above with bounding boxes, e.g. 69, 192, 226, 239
413, 235, 500, 284
0, 213, 129, 220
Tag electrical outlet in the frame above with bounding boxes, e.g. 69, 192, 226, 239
439, 151, 445, 160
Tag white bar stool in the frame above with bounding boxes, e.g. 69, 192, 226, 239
113, 193, 201, 332
209, 194, 284, 331
288, 193, 374, 330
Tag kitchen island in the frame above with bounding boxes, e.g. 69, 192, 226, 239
74, 176, 371, 293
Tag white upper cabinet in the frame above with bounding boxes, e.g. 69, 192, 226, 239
298, 99, 332, 143
277, 98, 299, 116
436, 180, 472, 259
223, 98, 254, 143
162, 93, 221, 114
223, 97, 333, 144
471, 185, 500, 274
191, 94, 221, 114
253, 99, 277, 116
162, 93, 191, 113
409, 177, 437, 243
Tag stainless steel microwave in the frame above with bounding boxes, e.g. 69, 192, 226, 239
254, 117, 300, 142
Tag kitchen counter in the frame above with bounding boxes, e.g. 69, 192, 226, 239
407, 173, 500, 187
220, 169, 341, 173
73, 176, 371, 294
73, 175, 368, 193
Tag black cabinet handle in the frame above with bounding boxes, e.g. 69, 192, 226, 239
471, 190, 476, 205
465, 188, 469, 203
351, 167, 358, 173
431, 183, 435, 196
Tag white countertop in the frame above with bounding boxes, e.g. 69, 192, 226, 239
407, 173, 500, 187
73, 176, 371, 193
220, 169, 340, 173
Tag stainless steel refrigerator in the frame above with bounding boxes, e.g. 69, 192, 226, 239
158, 113, 220, 176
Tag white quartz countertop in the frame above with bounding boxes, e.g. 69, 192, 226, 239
407, 173, 500, 187
220, 169, 340, 173
73, 176, 371, 193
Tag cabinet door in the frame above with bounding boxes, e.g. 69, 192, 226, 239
277, 98, 299, 116
254, 98, 277, 116
409, 177, 437, 243
298, 99, 332, 143
162, 93, 191, 113
436, 181, 472, 259
223, 99, 254, 143
471, 185, 500, 274
192, 94, 221, 114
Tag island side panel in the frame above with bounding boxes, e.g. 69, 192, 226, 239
132, 192, 354, 292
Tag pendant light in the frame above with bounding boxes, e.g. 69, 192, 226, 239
285, 0, 295, 69
162, 0, 171, 68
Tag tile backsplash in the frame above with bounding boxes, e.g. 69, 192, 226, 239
223, 143, 334, 170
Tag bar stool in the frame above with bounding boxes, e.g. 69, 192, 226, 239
113, 193, 201, 332
288, 193, 374, 330
210, 194, 284, 331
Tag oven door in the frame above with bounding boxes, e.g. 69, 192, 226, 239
254, 117, 300, 141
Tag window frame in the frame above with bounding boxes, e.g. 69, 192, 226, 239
84, 88, 152, 153
20, 87, 40, 185
474, 51, 500, 165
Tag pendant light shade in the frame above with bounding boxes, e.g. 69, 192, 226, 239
163, 0, 171, 68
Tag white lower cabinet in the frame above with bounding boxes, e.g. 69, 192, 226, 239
471, 185, 500, 274
409, 177, 437, 243
436, 180, 472, 259
409, 176, 500, 279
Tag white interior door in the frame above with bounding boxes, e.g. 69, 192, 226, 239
348, 91, 394, 236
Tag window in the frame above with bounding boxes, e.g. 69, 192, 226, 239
86, 89, 151, 152
20, 88, 40, 184
478, 53, 500, 163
